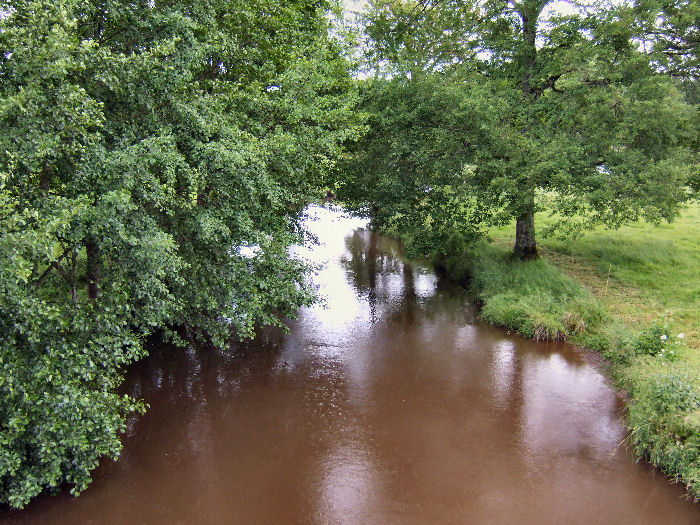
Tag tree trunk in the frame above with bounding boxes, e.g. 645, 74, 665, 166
521, 11, 536, 96
86, 239, 100, 301
514, 208, 538, 259
40, 162, 50, 193
513, 1, 542, 261
518, 2, 540, 97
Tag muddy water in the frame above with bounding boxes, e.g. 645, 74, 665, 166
2, 206, 699, 524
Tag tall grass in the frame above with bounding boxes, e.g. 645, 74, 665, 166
454, 244, 607, 341
489, 204, 700, 351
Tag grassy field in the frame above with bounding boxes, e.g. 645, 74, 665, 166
448, 202, 700, 500
489, 203, 700, 356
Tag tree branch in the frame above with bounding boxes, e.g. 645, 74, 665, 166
33, 250, 70, 290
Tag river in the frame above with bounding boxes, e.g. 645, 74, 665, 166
2, 205, 698, 524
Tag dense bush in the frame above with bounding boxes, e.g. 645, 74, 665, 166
633, 323, 678, 357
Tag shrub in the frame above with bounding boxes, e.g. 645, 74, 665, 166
628, 372, 700, 500
631, 323, 684, 360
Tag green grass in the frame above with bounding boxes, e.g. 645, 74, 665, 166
489, 203, 700, 353
448, 202, 700, 501
447, 243, 607, 341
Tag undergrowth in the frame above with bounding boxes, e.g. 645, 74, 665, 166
454, 244, 607, 342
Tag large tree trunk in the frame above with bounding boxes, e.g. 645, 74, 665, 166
514, 208, 538, 259
86, 239, 100, 301
518, 2, 539, 97
520, 13, 536, 96
513, 1, 542, 260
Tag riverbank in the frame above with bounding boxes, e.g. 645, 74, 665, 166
437, 204, 700, 501
5, 204, 700, 523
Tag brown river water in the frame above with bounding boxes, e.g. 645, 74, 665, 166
2, 205, 699, 524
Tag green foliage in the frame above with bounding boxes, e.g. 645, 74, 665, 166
341, 0, 698, 256
0, 0, 357, 507
0, 187, 150, 506
628, 372, 700, 499
339, 75, 491, 255
633, 322, 677, 357
634, 0, 700, 79
361, 0, 479, 77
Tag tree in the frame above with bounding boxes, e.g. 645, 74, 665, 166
0, 0, 357, 507
633, 0, 700, 192
634, 0, 699, 80
341, 0, 697, 258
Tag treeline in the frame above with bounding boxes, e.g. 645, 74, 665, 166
340, 0, 698, 259
0, 0, 358, 507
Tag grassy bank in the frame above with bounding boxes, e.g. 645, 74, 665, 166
440, 204, 700, 500
490, 204, 700, 354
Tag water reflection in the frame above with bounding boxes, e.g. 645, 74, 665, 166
2, 205, 698, 525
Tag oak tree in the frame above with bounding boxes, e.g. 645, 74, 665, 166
341, 0, 697, 258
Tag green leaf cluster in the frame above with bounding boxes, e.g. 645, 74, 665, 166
341, 0, 698, 256
0, 0, 358, 507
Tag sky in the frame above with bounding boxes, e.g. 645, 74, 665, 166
343, 0, 369, 13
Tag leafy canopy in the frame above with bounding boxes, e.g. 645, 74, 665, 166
0, 0, 358, 507
340, 0, 697, 257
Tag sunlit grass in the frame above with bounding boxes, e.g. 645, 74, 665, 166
488, 203, 700, 356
